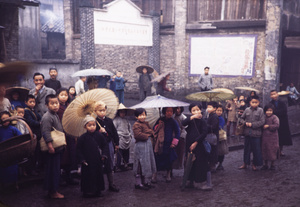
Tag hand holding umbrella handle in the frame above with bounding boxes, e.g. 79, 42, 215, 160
96, 120, 106, 133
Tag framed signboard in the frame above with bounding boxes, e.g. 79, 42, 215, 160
190, 35, 257, 77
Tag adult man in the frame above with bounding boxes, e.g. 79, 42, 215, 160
75, 76, 86, 96
29, 73, 56, 117
286, 83, 299, 106
198, 66, 213, 108
270, 90, 293, 156
45, 67, 62, 92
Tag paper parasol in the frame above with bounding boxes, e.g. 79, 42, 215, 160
186, 91, 236, 102
235, 87, 260, 94
136, 65, 154, 74
62, 88, 119, 137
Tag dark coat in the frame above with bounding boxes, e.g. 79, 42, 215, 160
77, 131, 109, 194
182, 116, 208, 183
153, 117, 180, 171
206, 112, 219, 164
262, 115, 279, 161
270, 99, 292, 146
24, 107, 41, 139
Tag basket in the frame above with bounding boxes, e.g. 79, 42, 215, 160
0, 117, 37, 167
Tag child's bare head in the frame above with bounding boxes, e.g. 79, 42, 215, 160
16, 106, 25, 117
94, 101, 107, 118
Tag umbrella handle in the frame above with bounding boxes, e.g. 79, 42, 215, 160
96, 120, 103, 129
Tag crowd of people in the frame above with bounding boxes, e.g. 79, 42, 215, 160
0, 66, 294, 199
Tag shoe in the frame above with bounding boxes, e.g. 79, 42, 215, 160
135, 184, 149, 191
201, 185, 213, 191
109, 184, 120, 192
269, 165, 276, 170
144, 183, 155, 188
261, 165, 269, 170
216, 164, 224, 171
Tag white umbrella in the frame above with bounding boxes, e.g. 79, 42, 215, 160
72, 68, 114, 77
130, 95, 190, 109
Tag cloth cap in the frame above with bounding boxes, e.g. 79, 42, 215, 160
83, 115, 95, 126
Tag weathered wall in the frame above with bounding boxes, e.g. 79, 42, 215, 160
18, 6, 41, 60
94, 45, 149, 92
0, 5, 19, 62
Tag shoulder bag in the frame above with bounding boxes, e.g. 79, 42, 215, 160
40, 127, 66, 151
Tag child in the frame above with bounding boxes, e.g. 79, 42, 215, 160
115, 71, 126, 104
239, 95, 265, 171
57, 88, 78, 185
24, 95, 42, 173
182, 103, 211, 190
226, 97, 238, 137
132, 108, 156, 190
236, 105, 246, 137
206, 101, 219, 172
15, 105, 29, 134
173, 107, 187, 170
261, 104, 279, 170
0, 111, 22, 190
10, 91, 25, 110
77, 115, 109, 197
75, 76, 86, 96
68, 86, 76, 102
270, 90, 292, 157
40, 94, 64, 199
113, 104, 133, 171
138, 67, 152, 101
216, 104, 228, 171
0, 85, 11, 113
94, 101, 120, 192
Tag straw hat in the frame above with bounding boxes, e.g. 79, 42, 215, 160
117, 103, 135, 116
136, 65, 154, 74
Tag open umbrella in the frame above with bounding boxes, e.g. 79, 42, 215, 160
235, 86, 260, 94
136, 65, 154, 74
212, 88, 234, 94
180, 152, 196, 191
130, 95, 190, 109
145, 108, 160, 128
278, 90, 290, 96
0, 61, 32, 85
62, 88, 119, 137
151, 70, 175, 83
5, 87, 30, 102
71, 68, 114, 77
186, 91, 236, 102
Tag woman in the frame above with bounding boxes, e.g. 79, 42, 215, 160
153, 107, 180, 183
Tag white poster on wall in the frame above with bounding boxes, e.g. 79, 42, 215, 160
94, 0, 153, 46
190, 35, 257, 77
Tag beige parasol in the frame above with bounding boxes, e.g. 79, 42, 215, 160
62, 88, 119, 137
212, 88, 234, 94
151, 70, 175, 83
186, 91, 236, 102
235, 86, 260, 94
278, 90, 290, 96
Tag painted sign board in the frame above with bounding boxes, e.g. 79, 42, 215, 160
190, 35, 257, 77
94, 0, 153, 46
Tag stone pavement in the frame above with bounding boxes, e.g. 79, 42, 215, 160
1, 135, 299, 207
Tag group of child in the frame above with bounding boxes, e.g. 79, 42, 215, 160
0, 69, 293, 198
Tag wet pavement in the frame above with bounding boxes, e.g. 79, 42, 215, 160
1, 135, 299, 207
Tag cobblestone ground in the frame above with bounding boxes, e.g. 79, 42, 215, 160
0, 135, 299, 207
